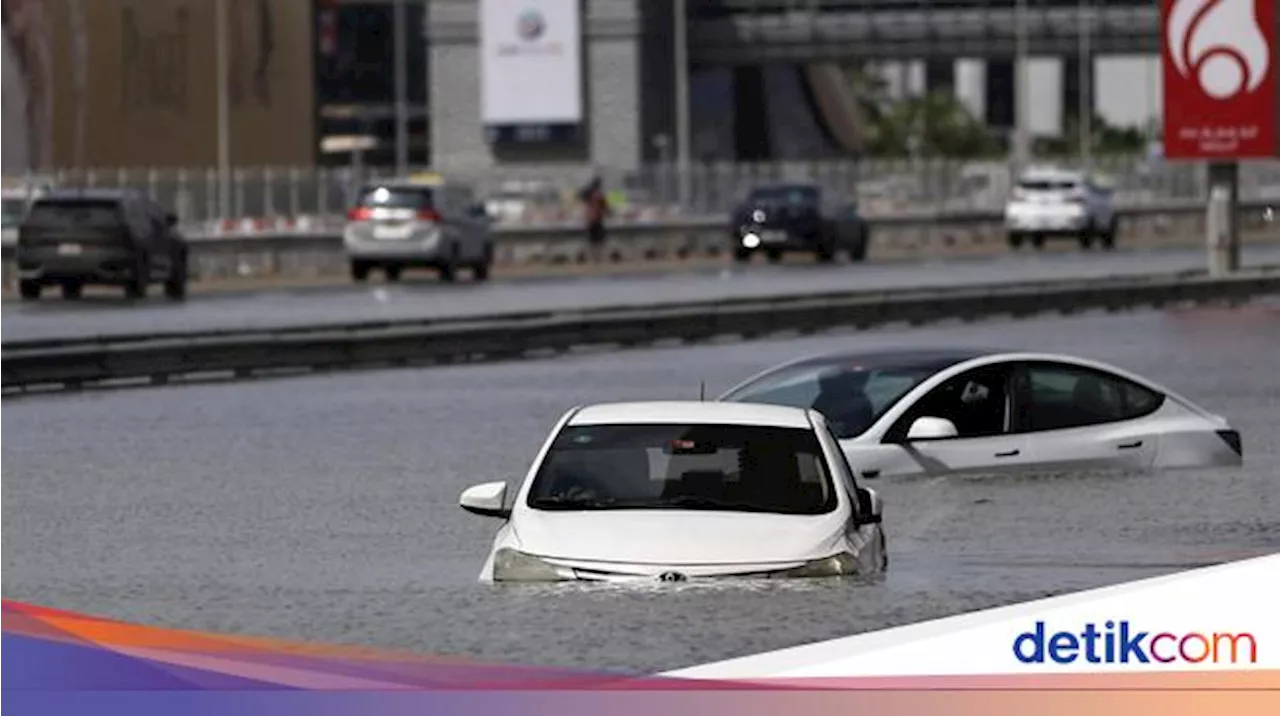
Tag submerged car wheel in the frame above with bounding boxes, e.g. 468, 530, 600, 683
766, 249, 783, 263
350, 260, 371, 282
19, 280, 42, 301
61, 281, 84, 300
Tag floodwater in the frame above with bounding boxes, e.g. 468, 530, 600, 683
3, 301, 1278, 674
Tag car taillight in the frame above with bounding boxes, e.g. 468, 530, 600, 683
417, 208, 441, 222
347, 207, 373, 221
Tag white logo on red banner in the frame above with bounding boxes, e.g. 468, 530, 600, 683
1166, 0, 1272, 100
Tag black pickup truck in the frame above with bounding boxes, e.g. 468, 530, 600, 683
729, 183, 869, 264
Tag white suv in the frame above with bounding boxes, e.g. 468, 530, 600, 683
1003, 168, 1118, 250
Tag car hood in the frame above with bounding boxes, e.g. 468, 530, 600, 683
509, 508, 847, 566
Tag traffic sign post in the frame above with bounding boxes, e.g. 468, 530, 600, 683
1159, 0, 1277, 274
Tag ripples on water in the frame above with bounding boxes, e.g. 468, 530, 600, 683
3, 305, 1278, 672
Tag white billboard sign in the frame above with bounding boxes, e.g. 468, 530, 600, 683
479, 0, 583, 128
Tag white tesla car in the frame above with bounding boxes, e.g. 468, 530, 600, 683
458, 401, 887, 583
719, 349, 1243, 480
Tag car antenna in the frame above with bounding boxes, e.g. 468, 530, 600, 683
699, 381, 706, 402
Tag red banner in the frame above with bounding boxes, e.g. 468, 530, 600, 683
1161, 0, 1278, 159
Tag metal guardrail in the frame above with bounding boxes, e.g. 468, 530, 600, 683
5, 267, 1277, 395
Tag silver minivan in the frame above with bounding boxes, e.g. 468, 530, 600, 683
343, 175, 493, 282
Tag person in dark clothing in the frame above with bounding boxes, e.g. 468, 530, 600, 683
581, 177, 610, 262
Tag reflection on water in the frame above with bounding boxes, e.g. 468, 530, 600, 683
3, 305, 1278, 673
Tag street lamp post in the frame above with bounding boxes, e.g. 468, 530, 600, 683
1011, 0, 1032, 175
1078, 0, 1092, 171
674, 0, 691, 209
393, 0, 409, 175
215, 0, 230, 220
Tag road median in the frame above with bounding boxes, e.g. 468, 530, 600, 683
4, 266, 1278, 395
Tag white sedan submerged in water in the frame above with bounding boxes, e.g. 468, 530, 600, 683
718, 348, 1243, 480
458, 401, 887, 583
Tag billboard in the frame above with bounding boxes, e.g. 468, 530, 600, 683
1161, 0, 1278, 159
478, 0, 583, 144
3, 0, 315, 170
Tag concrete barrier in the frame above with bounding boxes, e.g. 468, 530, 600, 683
4, 266, 1277, 395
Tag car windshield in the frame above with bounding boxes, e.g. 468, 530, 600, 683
722, 363, 939, 439
526, 423, 837, 515
356, 186, 434, 209
24, 200, 122, 228
748, 186, 818, 206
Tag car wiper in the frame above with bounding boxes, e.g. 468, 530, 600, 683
530, 495, 616, 510
658, 496, 774, 512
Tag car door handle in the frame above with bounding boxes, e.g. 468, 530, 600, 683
1117, 440, 1144, 450
994, 449, 1020, 458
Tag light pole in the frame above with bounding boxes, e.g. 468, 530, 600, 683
674, 0, 691, 208
1078, 0, 1092, 171
393, 0, 409, 175
215, 0, 231, 219
1012, 0, 1030, 173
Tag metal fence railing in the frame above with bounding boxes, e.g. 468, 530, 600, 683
5, 156, 1280, 230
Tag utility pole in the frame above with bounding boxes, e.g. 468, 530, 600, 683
394, 0, 409, 175
1012, 0, 1031, 174
1078, 0, 1092, 171
215, 0, 231, 219
674, 0, 691, 208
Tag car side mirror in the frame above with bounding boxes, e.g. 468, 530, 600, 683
459, 482, 510, 518
853, 487, 882, 525
905, 416, 959, 441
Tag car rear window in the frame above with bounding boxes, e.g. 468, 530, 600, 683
1018, 179, 1080, 191
749, 186, 819, 205
356, 186, 435, 209
25, 200, 123, 228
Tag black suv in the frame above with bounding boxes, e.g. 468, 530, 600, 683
15, 189, 189, 301
729, 183, 869, 263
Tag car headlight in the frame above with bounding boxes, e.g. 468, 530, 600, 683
742, 233, 761, 248
767, 552, 862, 579
492, 548, 575, 582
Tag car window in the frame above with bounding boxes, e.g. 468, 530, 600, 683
2, 197, 28, 229
722, 364, 938, 439
356, 186, 435, 210
525, 423, 836, 515
1018, 178, 1081, 191
890, 364, 1012, 440
1013, 362, 1165, 432
25, 199, 123, 228
748, 186, 819, 206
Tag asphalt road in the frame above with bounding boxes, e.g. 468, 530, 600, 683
4, 244, 1280, 342
4, 300, 1277, 674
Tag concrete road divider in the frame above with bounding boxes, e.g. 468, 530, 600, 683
4, 266, 1277, 395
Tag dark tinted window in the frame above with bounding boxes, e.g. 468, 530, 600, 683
2, 198, 27, 229
25, 200, 123, 228
723, 363, 938, 439
891, 364, 1012, 439
1014, 363, 1165, 432
356, 186, 434, 209
526, 423, 836, 515
748, 186, 819, 206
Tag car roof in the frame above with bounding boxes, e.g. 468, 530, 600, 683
749, 183, 818, 193
568, 401, 814, 429
776, 347, 1000, 373
35, 188, 140, 203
